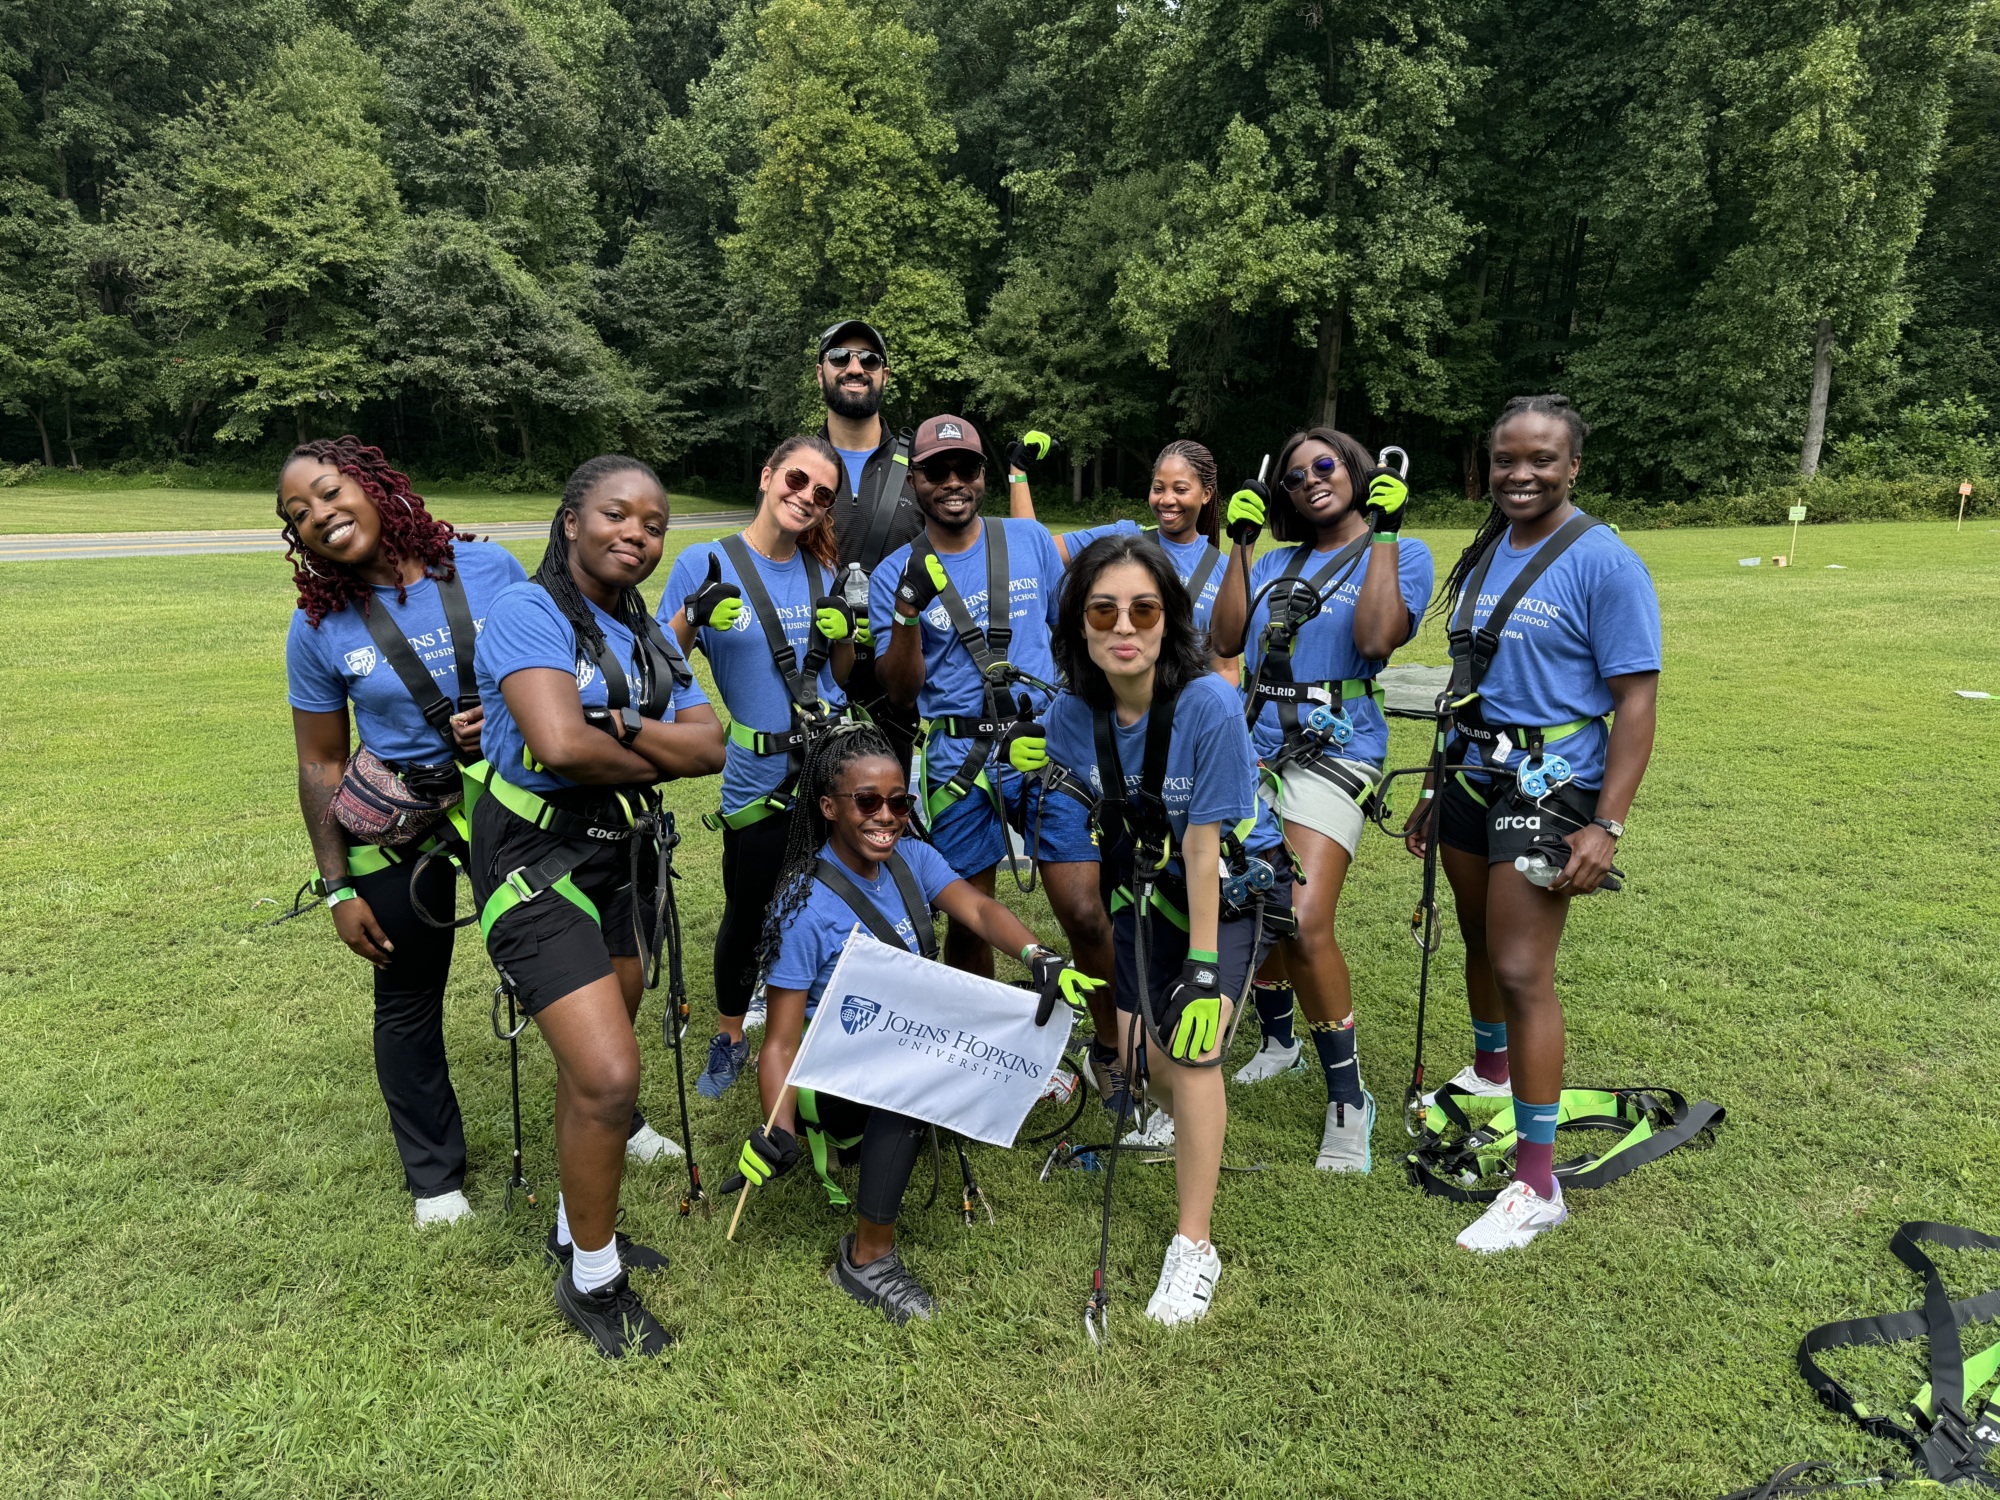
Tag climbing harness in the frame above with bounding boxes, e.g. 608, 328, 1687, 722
1404, 1082, 1723, 1201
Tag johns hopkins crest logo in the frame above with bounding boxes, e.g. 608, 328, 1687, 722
343, 646, 377, 677
574, 658, 597, 691
839, 994, 881, 1036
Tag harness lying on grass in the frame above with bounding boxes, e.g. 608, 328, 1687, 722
1405, 1082, 1723, 1202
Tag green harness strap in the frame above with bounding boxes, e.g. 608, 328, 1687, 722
795, 1088, 861, 1208
472, 771, 633, 941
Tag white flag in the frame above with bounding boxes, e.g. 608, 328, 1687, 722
784, 928, 1075, 1148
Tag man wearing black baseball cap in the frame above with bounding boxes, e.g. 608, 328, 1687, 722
816, 318, 922, 766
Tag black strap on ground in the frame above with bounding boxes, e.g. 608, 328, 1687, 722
360, 568, 479, 751
813, 852, 938, 960
854, 432, 914, 575
1446, 512, 1603, 701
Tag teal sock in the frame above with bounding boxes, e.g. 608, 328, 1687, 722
1471, 1017, 1508, 1084
1310, 1015, 1361, 1107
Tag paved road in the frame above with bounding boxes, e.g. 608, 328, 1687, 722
0, 510, 756, 562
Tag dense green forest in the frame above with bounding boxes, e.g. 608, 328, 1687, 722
3, 0, 1996, 501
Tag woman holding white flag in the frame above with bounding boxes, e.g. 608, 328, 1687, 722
728, 721, 1102, 1324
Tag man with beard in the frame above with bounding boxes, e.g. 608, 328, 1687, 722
819, 319, 923, 765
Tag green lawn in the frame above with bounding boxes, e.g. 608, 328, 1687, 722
0, 482, 742, 533
3, 521, 1997, 1498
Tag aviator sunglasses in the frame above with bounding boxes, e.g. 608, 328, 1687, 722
823, 346, 885, 372
779, 466, 836, 508
918, 453, 983, 485
831, 790, 918, 819
1084, 597, 1164, 631
1280, 453, 1343, 492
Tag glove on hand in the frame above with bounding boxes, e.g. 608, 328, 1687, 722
813, 595, 854, 642
999, 698, 1048, 774
852, 618, 873, 649
1363, 469, 1410, 535
687, 554, 744, 631
719, 1124, 800, 1194
1162, 954, 1224, 1061
895, 552, 949, 619
1028, 946, 1104, 1026
1226, 480, 1269, 547
1007, 430, 1055, 474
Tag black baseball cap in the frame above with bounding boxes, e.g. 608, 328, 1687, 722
818, 319, 887, 360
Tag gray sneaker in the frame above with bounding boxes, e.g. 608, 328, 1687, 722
1315, 1089, 1376, 1173
829, 1234, 935, 1325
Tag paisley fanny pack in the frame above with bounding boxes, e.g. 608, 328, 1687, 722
330, 748, 461, 847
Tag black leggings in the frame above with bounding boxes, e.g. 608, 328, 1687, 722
808, 1093, 929, 1225
714, 813, 793, 1019
350, 849, 468, 1197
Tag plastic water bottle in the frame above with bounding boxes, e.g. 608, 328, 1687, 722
1515, 850, 1563, 888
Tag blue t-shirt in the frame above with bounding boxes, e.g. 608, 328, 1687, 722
475, 582, 710, 794
285, 540, 527, 764
767, 839, 960, 1003
1061, 522, 1226, 632
1453, 523, 1662, 789
835, 446, 872, 499
868, 518, 1065, 782
660, 539, 847, 815
1044, 674, 1276, 868
1242, 538, 1436, 770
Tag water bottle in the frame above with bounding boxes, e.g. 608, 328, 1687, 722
842, 562, 872, 654
1515, 850, 1564, 888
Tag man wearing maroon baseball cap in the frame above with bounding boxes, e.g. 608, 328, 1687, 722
865, 413, 1123, 1074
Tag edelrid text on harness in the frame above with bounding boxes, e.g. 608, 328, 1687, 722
708, 535, 848, 831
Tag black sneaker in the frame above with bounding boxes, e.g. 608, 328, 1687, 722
829, 1233, 935, 1325
553, 1266, 673, 1359
545, 1224, 670, 1273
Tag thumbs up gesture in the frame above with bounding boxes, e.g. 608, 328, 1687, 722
687, 553, 743, 630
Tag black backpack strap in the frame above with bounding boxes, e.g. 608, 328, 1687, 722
1447, 512, 1604, 701
719, 534, 820, 712
813, 852, 937, 959
855, 432, 914, 574
1181, 543, 1223, 607
360, 568, 477, 740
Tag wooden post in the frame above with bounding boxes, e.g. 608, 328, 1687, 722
1787, 504, 1806, 565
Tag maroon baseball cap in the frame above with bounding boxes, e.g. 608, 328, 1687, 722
911, 414, 986, 463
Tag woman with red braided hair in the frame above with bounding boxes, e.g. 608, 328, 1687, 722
279, 436, 528, 1229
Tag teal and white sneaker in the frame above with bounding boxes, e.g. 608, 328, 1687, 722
1315, 1089, 1375, 1173
695, 1033, 751, 1101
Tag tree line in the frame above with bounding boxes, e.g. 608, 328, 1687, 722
3, 0, 1996, 502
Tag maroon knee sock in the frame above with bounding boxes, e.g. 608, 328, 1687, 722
1513, 1139, 1556, 1199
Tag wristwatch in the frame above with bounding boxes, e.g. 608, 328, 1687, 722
1590, 816, 1625, 839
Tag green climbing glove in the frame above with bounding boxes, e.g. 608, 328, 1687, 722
895, 551, 949, 619
1226, 479, 1269, 547
720, 1123, 800, 1194
852, 618, 873, 649
687, 553, 744, 631
1027, 946, 1104, 1026
1364, 469, 1410, 536
813, 595, 854, 642
1164, 953, 1224, 1060
1007, 430, 1056, 474
999, 704, 1048, 774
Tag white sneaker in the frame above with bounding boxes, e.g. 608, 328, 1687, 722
744, 986, 768, 1032
1421, 1064, 1512, 1108
626, 1123, 685, 1163
1315, 1090, 1376, 1173
1456, 1179, 1569, 1253
1146, 1234, 1220, 1326
413, 1189, 473, 1228
1233, 1035, 1305, 1084
1122, 1107, 1175, 1151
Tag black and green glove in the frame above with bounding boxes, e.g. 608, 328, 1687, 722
895, 551, 949, 620
999, 699, 1048, 774
687, 554, 744, 631
1027, 946, 1105, 1027
1364, 468, 1410, 536
1007, 430, 1056, 476
1162, 952, 1223, 1060
1226, 478, 1270, 547
813, 595, 854, 642
719, 1124, 800, 1194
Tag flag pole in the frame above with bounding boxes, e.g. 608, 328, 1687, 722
726, 1086, 794, 1242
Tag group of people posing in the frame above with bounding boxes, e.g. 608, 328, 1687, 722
280, 318, 1661, 1359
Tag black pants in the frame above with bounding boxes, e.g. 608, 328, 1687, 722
714, 813, 792, 1019
351, 849, 468, 1197
845, 653, 918, 778
808, 1093, 928, 1225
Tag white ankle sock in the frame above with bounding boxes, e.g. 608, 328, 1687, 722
571, 1235, 621, 1294
555, 1194, 572, 1248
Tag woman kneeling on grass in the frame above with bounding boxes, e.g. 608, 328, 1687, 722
726, 721, 1102, 1325
470, 456, 725, 1356
1044, 533, 1293, 1324
280, 437, 527, 1230
1405, 394, 1660, 1253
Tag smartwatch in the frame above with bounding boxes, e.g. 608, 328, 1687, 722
317, 876, 358, 906
1590, 816, 1625, 839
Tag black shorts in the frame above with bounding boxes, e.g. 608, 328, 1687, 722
1111, 851, 1294, 1027
469, 790, 641, 1015
1436, 773, 1600, 866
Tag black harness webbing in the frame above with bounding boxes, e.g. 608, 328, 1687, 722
360, 568, 479, 757
1179, 542, 1223, 608
580, 607, 694, 741
1092, 691, 1181, 900
921, 522, 1030, 816
854, 432, 915, 575
1244, 538, 1368, 729
717, 534, 830, 717
812, 853, 938, 960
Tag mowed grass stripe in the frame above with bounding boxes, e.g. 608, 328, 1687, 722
1, 522, 1996, 1498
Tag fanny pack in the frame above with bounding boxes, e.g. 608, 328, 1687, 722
331, 748, 460, 846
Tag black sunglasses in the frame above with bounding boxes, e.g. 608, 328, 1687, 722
831, 790, 916, 819
1281, 453, 1342, 493
918, 453, 983, 484
824, 347, 885, 372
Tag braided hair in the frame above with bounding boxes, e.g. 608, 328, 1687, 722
1269, 426, 1376, 544
1435, 394, 1591, 616
1152, 440, 1220, 546
761, 434, 843, 570
534, 455, 666, 661
276, 436, 472, 628
750, 721, 907, 988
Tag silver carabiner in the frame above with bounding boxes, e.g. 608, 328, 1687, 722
1377, 445, 1410, 479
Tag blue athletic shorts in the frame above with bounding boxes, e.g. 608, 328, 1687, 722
925, 767, 1097, 878
1011, 777, 1097, 865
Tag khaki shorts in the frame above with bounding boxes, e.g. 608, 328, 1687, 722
1260, 757, 1379, 856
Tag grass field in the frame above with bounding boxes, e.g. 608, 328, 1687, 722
3, 518, 1998, 1498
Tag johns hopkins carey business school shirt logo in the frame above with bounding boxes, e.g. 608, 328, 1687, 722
840, 994, 881, 1035
343, 646, 378, 677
